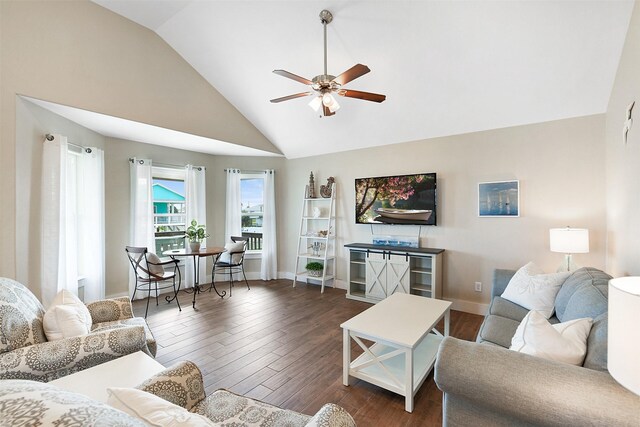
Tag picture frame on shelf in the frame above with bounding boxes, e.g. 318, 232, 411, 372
478, 180, 520, 217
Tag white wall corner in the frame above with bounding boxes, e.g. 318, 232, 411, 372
446, 298, 489, 316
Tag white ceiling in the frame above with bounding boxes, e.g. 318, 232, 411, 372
24, 97, 281, 157
92, 0, 634, 159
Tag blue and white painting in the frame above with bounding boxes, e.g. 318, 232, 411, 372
478, 181, 519, 217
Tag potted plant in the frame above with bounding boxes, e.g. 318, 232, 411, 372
305, 261, 324, 277
184, 219, 209, 252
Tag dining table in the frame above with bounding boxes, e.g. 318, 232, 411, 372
162, 246, 226, 308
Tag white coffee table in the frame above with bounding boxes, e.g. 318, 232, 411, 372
49, 351, 165, 402
341, 293, 452, 412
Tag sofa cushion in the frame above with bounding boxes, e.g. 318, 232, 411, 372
477, 315, 521, 348
0, 379, 144, 426
192, 389, 310, 426
554, 267, 610, 323
0, 278, 47, 353
489, 296, 530, 322
583, 312, 608, 371
92, 317, 157, 357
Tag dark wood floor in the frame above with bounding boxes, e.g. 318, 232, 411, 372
132, 279, 483, 426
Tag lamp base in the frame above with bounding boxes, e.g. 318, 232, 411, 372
556, 254, 579, 272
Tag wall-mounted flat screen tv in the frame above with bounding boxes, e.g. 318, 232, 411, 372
355, 173, 436, 225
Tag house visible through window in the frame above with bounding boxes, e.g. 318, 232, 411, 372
241, 174, 264, 252
152, 167, 186, 254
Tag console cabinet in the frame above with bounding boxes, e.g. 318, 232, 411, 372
345, 243, 444, 303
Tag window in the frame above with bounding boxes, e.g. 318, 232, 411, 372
241, 174, 264, 252
152, 167, 186, 254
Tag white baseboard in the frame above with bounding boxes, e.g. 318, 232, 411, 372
445, 298, 489, 315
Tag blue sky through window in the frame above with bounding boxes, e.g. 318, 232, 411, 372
153, 179, 184, 196
241, 178, 263, 208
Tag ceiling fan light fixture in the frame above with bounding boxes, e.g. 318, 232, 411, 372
324, 94, 340, 112
322, 93, 334, 107
308, 96, 322, 112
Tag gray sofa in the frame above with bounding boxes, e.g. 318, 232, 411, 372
434, 267, 640, 426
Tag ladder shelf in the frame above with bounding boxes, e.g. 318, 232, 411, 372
293, 183, 336, 293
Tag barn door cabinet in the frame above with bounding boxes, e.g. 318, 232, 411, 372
345, 243, 444, 304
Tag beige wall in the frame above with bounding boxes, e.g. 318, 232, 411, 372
605, 1, 640, 277
0, 0, 279, 278
282, 115, 607, 311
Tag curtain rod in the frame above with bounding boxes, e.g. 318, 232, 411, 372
224, 168, 274, 174
128, 158, 204, 171
45, 133, 93, 153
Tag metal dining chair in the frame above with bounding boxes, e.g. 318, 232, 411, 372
211, 236, 250, 296
125, 246, 182, 317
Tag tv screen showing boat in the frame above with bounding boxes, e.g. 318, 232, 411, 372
355, 173, 437, 225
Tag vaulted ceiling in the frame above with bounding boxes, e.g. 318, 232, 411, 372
92, 0, 634, 159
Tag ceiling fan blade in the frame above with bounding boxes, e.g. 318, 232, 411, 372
270, 92, 314, 103
332, 64, 370, 86
323, 104, 335, 117
338, 89, 386, 103
273, 69, 314, 85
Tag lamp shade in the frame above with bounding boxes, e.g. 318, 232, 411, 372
608, 277, 640, 396
549, 227, 589, 253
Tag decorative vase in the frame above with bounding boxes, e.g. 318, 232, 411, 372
308, 269, 323, 277
189, 241, 201, 252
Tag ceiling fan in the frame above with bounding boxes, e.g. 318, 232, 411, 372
270, 9, 386, 117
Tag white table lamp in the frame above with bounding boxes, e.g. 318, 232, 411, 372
549, 227, 589, 271
608, 277, 640, 396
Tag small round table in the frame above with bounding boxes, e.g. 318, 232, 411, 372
163, 247, 226, 308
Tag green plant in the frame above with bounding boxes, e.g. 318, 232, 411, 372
184, 219, 209, 242
305, 262, 324, 271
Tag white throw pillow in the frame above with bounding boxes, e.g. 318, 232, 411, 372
146, 252, 164, 276
218, 242, 245, 265
510, 310, 593, 365
43, 289, 92, 341
501, 262, 570, 318
107, 387, 214, 426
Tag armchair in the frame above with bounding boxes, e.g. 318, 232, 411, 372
136, 360, 356, 426
0, 277, 156, 382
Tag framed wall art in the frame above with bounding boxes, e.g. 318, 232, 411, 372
478, 180, 519, 217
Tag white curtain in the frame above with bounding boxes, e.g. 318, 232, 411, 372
225, 169, 242, 242
41, 134, 74, 307
184, 165, 207, 288
261, 170, 278, 280
41, 137, 105, 306
78, 148, 105, 302
129, 158, 155, 299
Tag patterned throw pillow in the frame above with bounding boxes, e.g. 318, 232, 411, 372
0, 380, 145, 426
0, 277, 47, 353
